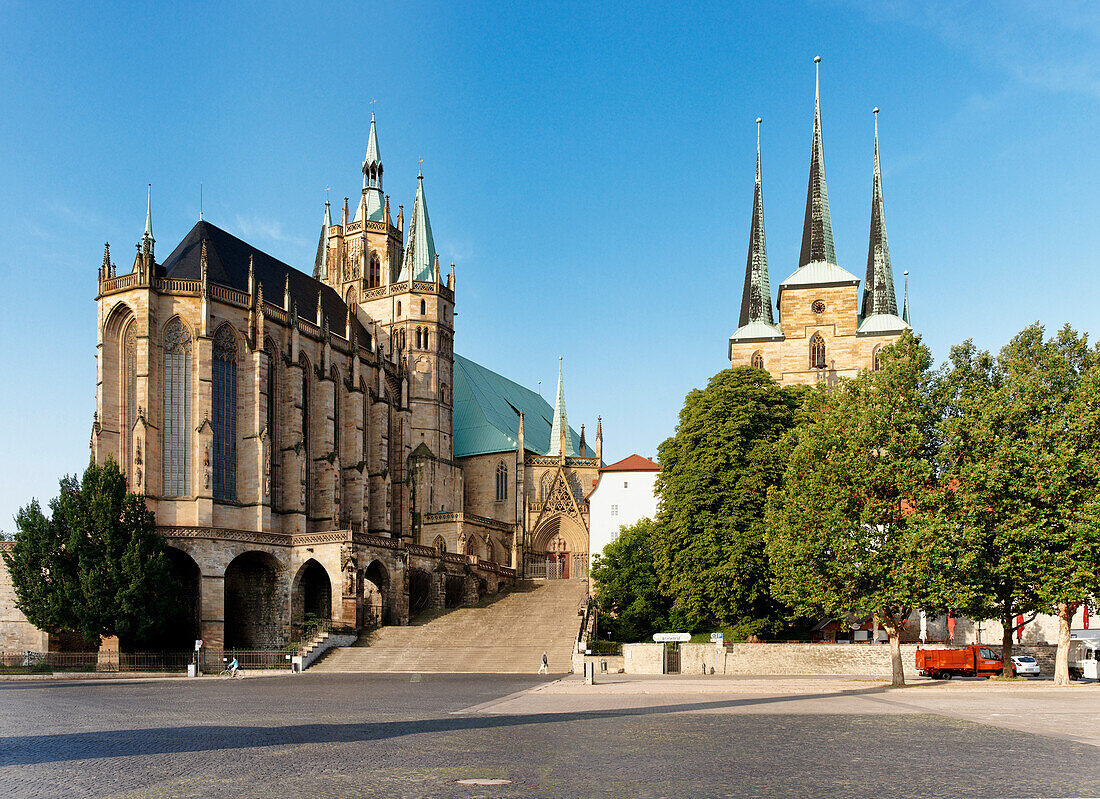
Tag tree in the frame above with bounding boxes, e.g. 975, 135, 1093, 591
3, 458, 180, 647
766, 332, 953, 685
653, 366, 804, 637
934, 337, 1062, 669
591, 518, 668, 642
988, 324, 1100, 685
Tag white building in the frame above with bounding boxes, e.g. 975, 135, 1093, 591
587, 454, 661, 571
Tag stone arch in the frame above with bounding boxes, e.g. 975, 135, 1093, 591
224, 550, 286, 649
164, 547, 201, 650
444, 572, 465, 608
531, 514, 589, 580
810, 332, 826, 370
751, 350, 764, 370
363, 559, 390, 625
291, 558, 333, 626
408, 568, 432, 618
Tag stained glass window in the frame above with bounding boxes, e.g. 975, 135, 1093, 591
495, 461, 508, 502
212, 325, 237, 501
121, 321, 137, 484
163, 318, 192, 496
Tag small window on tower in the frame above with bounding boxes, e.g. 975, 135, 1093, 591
810, 333, 826, 369
872, 345, 883, 372
397, 301, 402, 317
751, 351, 764, 370
420, 299, 426, 315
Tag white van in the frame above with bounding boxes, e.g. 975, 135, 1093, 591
1069, 630, 1100, 679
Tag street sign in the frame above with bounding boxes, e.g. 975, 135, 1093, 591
652, 632, 691, 643
194, 639, 203, 651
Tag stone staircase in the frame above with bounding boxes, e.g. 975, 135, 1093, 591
312, 579, 589, 673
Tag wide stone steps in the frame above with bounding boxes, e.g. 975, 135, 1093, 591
312, 579, 587, 673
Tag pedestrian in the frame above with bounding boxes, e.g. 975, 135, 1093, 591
538, 651, 549, 675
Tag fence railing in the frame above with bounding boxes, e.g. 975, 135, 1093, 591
0, 649, 295, 673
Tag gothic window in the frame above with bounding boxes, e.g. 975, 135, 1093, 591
369, 253, 380, 288
424, 330, 430, 351
212, 325, 238, 501
162, 318, 192, 497
872, 345, 883, 372
420, 299, 426, 315
360, 378, 369, 465
345, 285, 358, 309
433, 535, 447, 553
751, 351, 764, 370
121, 321, 137, 484
415, 327, 422, 349
396, 301, 402, 317
265, 337, 279, 510
301, 354, 311, 516
495, 461, 508, 502
810, 333, 826, 369
399, 329, 406, 350
540, 472, 552, 500
328, 366, 340, 457
440, 384, 448, 405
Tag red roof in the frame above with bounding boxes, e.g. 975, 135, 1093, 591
600, 454, 661, 473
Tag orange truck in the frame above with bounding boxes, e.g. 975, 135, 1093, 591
915, 645, 1003, 679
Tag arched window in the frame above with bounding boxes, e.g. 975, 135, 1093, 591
212, 325, 238, 501
750, 351, 764, 370
399, 329, 406, 350
433, 535, 447, 553
330, 366, 341, 457
495, 461, 508, 502
872, 345, 883, 372
415, 327, 422, 349
540, 472, 552, 500
396, 301, 402, 317
163, 318, 192, 496
420, 299, 426, 315
424, 330, 430, 351
440, 384, 448, 405
301, 354, 311, 516
360, 378, 369, 465
810, 333, 826, 369
121, 320, 137, 484
369, 253, 380, 288
265, 337, 279, 509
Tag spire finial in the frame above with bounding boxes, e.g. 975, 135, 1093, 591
738, 116, 774, 330
799, 55, 837, 268
371, 98, 376, 118
141, 184, 155, 257
862, 107, 899, 319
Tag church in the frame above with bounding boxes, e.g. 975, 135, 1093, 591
1, 113, 603, 654
729, 59, 911, 382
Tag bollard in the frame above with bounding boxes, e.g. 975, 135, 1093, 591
584, 660, 596, 685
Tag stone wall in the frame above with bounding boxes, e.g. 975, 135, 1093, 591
0, 546, 48, 651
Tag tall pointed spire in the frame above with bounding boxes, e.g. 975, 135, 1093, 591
355, 111, 385, 223
547, 357, 575, 457
799, 57, 837, 268
398, 170, 438, 282
314, 200, 332, 281
738, 118, 775, 329
861, 108, 899, 319
902, 270, 910, 325
141, 184, 155, 258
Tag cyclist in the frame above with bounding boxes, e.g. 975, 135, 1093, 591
227, 657, 240, 677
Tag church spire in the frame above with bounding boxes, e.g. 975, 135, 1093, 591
313, 200, 332, 281
861, 108, 899, 319
141, 184, 155, 258
799, 57, 837, 268
355, 111, 385, 223
738, 118, 775, 329
902, 270, 910, 325
547, 357, 575, 458
398, 169, 437, 282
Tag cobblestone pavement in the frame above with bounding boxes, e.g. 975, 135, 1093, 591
2, 672, 1099, 798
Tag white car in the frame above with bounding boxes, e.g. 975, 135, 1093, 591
1010, 655, 1041, 677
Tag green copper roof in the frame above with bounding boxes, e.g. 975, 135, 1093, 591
799, 58, 837, 269
365, 112, 381, 167
738, 119, 775, 330
313, 201, 332, 280
354, 188, 385, 223
862, 110, 899, 319
547, 358, 575, 457
452, 354, 582, 458
397, 173, 437, 282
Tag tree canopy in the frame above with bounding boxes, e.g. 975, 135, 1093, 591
652, 366, 805, 637
591, 518, 668, 642
3, 459, 180, 647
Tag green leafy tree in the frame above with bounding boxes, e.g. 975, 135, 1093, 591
987, 324, 1100, 685
653, 366, 805, 637
766, 332, 956, 685
591, 518, 668, 642
3, 458, 180, 647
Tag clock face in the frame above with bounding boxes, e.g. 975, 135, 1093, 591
812, 300, 826, 314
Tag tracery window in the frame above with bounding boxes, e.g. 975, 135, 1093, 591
265, 337, 279, 509
415, 327, 422, 349
121, 321, 138, 484
331, 366, 341, 457
540, 472, 552, 500
810, 333, 826, 370
751, 351, 764, 370
495, 460, 508, 502
162, 318, 192, 496
872, 345, 883, 372
301, 354, 311, 516
369, 253, 380, 288
212, 325, 238, 501
424, 330, 430, 351
360, 378, 369, 465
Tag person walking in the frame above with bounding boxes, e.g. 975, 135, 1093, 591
538, 651, 549, 675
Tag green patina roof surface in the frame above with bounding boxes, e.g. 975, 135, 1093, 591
453, 354, 582, 458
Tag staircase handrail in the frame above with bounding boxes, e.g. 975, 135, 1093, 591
576, 596, 596, 652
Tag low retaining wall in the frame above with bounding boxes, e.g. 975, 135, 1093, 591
609, 642, 1059, 679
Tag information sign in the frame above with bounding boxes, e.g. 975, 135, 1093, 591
652, 632, 691, 643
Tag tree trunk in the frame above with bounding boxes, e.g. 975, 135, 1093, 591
1000, 610, 1014, 674
1053, 601, 1076, 686
884, 620, 905, 686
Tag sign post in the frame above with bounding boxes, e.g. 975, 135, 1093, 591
652, 633, 691, 643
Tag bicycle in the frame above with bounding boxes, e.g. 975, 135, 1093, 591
219, 666, 244, 679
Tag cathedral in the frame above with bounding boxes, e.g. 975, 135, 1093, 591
729, 59, 911, 382
0, 113, 604, 654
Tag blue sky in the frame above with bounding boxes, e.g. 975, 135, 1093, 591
2, 1, 1099, 527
